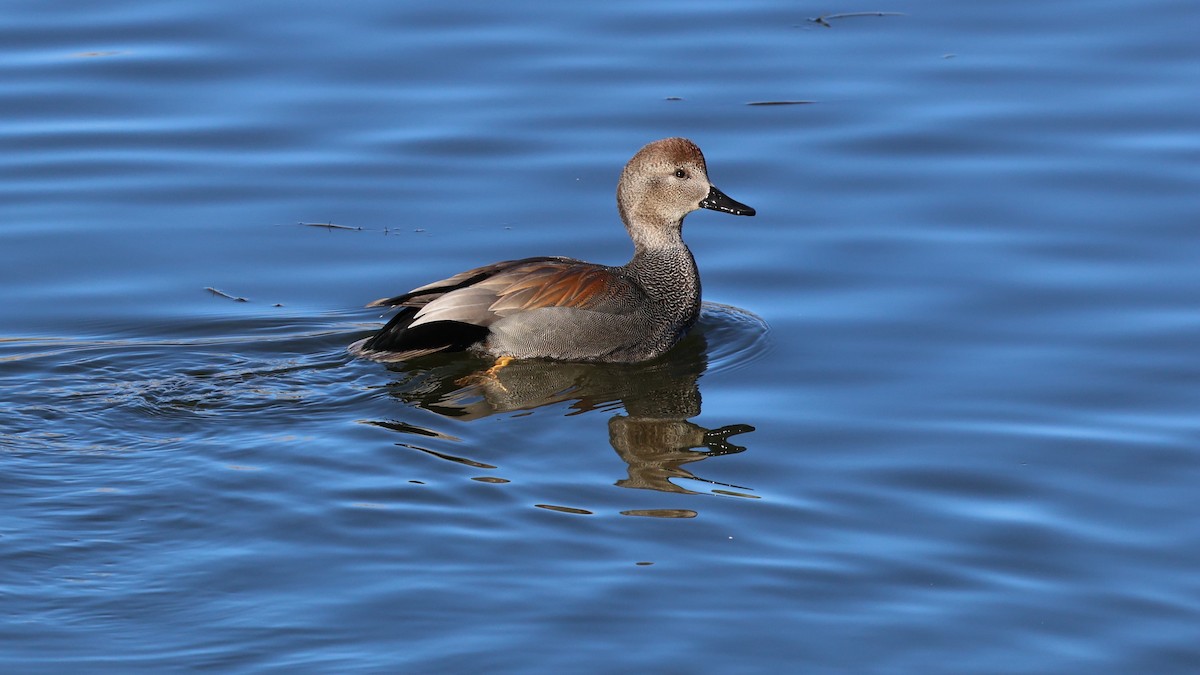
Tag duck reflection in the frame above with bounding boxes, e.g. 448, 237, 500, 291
370, 330, 754, 495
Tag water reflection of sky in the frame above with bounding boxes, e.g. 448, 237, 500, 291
2, 0, 1199, 671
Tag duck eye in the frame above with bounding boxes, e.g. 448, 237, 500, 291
674, 168, 687, 179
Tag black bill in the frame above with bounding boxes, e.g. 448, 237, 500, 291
700, 185, 756, 216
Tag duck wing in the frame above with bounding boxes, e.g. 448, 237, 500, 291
365, 256, 567, 309
354, 256, 641, 360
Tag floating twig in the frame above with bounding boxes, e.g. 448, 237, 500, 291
362, 419, 461, 441
205, 287, 248, 302
810, 11, 906, 27
300, 221, 361, 231
746, 100, 816, 106
72, 50, 125, 58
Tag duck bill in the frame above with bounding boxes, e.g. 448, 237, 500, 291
700, 185, 756, 216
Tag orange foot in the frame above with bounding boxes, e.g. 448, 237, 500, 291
485, 356, 516, 377
455, 355, 516, 388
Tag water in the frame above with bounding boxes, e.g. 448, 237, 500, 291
3, 0, 1199, 671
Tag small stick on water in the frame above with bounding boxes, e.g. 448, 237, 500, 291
746, 100, 816, 106
205, 287, 248, 302
300, 221, 361, 231
810, 12, 906, 27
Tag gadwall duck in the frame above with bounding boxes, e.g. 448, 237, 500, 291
350, 137, 754, 363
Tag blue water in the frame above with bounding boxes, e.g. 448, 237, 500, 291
3, 0, 1199, 671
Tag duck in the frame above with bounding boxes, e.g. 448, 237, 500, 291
350, 137, 755, 364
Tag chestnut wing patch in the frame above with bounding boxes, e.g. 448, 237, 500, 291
365, 256, 570, 309
489, 264, 630, 315
401, 259, 638, 330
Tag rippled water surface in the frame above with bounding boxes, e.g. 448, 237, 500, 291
4, 0, 1199, 671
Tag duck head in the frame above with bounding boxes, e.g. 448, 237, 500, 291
616, 137, 755, 250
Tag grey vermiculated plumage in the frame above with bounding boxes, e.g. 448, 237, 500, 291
349, 137, 755, 363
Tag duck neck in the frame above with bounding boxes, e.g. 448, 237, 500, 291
626, 233, 701, 322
